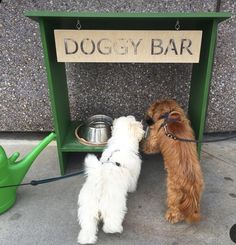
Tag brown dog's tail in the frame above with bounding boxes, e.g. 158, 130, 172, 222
179, 183, 202, 223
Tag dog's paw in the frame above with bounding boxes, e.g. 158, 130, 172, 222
102, 224, 123, 234
165, 209, 184, 224
78, 230, 97, 244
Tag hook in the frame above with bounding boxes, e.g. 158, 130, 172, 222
76, 19, 81, 30
175, 19, 180, 30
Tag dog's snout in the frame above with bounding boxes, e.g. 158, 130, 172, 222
145, 116, 155, 126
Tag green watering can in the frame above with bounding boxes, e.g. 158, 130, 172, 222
0, 132, 56, 214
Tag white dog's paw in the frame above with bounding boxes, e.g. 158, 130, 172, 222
102, 223, 123, 234
77, 230, 97, 244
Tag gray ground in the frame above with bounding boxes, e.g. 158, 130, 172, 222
0, 135, 235, 245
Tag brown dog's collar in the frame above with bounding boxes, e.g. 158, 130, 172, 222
145, 110, 173, 126
158, 111, 173, 120
158, 110, 180, 132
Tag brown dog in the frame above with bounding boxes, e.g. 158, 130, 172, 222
143, 99, 204, 224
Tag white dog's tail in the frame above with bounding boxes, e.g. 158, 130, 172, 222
84, 154, 102, 175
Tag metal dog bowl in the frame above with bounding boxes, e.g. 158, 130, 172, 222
75, 115, 113, 146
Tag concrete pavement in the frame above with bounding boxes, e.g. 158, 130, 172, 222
0, 135, 235, 245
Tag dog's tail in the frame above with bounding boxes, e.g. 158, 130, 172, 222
179, 182, 203, 223
84, 154, 102, 175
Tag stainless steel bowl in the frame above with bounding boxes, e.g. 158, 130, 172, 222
75, 115, 113, 146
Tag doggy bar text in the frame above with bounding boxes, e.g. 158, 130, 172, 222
54, 30, 202, 63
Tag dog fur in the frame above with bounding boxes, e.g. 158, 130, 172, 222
143, 99, 204, 224
78, 116, 144, 244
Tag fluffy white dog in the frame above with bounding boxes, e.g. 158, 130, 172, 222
77, 116, 144, 244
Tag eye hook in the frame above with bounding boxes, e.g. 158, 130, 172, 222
76, 19, 81, 30
175, 19, 180, 30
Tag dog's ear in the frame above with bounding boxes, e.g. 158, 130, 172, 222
169, 111, 181, 121
168, 111, 185, 134
129, 121, 145, 141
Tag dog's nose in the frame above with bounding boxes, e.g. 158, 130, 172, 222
145, 116, 155, 126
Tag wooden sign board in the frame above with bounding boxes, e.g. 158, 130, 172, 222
54, 30, 202, 63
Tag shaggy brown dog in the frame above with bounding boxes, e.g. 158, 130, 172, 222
143, 99, 204, 224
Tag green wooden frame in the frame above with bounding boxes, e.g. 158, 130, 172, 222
25, 11, 231, 175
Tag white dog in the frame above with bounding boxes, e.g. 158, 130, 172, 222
77, 116, 144, 244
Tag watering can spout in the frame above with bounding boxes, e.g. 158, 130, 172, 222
10, 132, 56, 185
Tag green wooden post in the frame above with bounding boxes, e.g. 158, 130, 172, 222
39, 19, 71, 174
188, 20, 218, 154
25, 12, 231, 174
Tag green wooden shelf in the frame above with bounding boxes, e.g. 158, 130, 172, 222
25, 11, 230, 21
25, 11, 231, 175
61, 121, 104, 153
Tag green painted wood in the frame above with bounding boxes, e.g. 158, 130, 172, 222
39, 19, 71, 174
25, 12, 230, 32
25, 11, 231, 21
188, 20, 218, 154
26, 11, 231, 173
